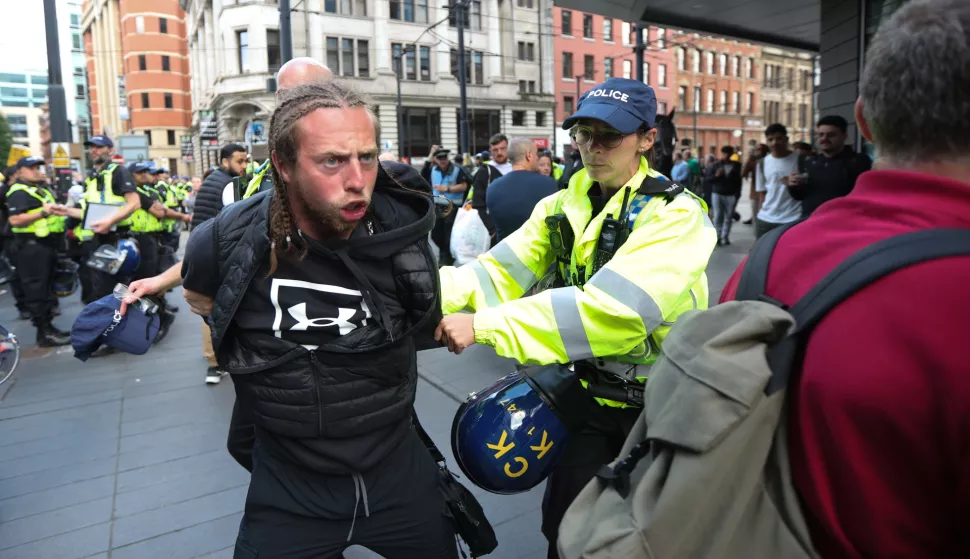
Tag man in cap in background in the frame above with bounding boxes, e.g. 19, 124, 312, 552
4, 157, 72, 346
430, 146, 470, 265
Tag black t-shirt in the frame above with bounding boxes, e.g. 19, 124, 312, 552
5, 186, 46, 217
135, 184, 159, 211
796, 148, 872, 217
234, 221, 379, 355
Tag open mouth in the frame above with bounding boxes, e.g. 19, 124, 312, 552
340, 201, 368, 221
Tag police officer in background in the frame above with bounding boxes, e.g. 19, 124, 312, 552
82, 135, 142, 302
1, 164, 31, 319
4, 157, 72, 346
435, 78, 716, 558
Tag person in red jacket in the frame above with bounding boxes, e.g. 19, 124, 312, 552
720, 1, 970, 557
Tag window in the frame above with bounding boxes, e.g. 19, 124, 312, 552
267, 29, 281, 72
75, 83, 85, 98
561, 10, 572, 36
326, 0, 366, 15
536, 112, 546, 127
732, 91, 740, 113
31, 88, 46, 100
164, 93, 173, 109
603, 18, 613, 42
658, 64, 666, 87
159, 18, 168, 34
342, 38, 355, 77
563, 96, 574, 115
449, 1, 481, 30
519, 80, 527, 92
358, 40, 370, 77
676, 47, 685, 71
327, 37, 339, 72
746, 91, 754, 113
2, 101, 28, 107
656, 28, 665, 48
392, 43, 416, 80
583, 55, 594, 80
418, 45, 429, 81
787, 68, 794, 90
786, 103, 793, 125
642, 62, 649, 84
145, 130, 152, 145
237, 30, 249, 72
389, 0, 428, 24
718, 53, 727, 76
658, 101, 667, 114
31, 75, 47, 85
72, 33, 81, 50
516, 0, 534, 7
517, 42, 535, 61
74, 66, 83, 76
799, 104, 807, 128
583, 14, 593, 39
732, 56, 739, 77
704, 51, 714, 74
621, 22, 631, 46
678, 86, 687, 110
70, 13, 79, 26
135, 15, 144, 33
562, 52, 573, 79
1, 86, 26, 97
138, 54, 146, 71
691, 49, 700, 73
706, 89, 714, 112
747, 57, 755, 78
167, 130, 176, 146
623, 60, 632, 79
512, 110, 525, 126
603, 58, 613, 79
475, 51, 485, 84
451, 48, 484, 84
162, 55, 170, 72
0, 73, 25, 83
693, 86, 700, 111
719, 90, 727, 112
141, 92, 149, 107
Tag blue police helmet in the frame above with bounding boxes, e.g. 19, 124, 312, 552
52, 258, 80, 297
116, 239, 141, 276
87, 239, 141, 276
451, 364, 593, 494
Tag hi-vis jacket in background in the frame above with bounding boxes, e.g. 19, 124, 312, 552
439, 156, 717, 389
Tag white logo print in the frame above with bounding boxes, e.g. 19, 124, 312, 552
270, 279, 372, 350
286, 302, 370, 336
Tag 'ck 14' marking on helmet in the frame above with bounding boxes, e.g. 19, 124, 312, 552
486, 428, 555, 478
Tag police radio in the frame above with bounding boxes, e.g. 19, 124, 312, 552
592, 187, 631, 275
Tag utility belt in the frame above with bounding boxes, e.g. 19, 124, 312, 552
13, 234, 59, 246
573, 360, 646, 407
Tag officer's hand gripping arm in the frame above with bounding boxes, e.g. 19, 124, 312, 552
472, 195, 717, 365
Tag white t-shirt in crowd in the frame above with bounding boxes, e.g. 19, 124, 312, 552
756, 152, 802, 224
489, 161, 513, 176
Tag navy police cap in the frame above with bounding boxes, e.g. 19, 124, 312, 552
562, 78, 658, 134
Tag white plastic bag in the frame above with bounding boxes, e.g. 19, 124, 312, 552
450, 206, 490, 266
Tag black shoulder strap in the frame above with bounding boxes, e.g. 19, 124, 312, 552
412, 410, 446, 464
789, 228, 970, 334
735, 221, 801, 301
638, 177, 684, 201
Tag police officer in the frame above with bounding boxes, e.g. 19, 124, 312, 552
4, 157, 72, 346
82, 135, 143, 302
434, 78, 717, 558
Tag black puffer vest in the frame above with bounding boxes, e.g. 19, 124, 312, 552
207, 161, 440, 473
191, 167, 231, 227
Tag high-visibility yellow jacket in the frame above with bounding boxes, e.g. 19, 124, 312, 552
130, 184, 165, 233
7, 183, 66, 237
84, 163, 134, 227
243, 160, 271, 200
73, 199, 95, 242
440, 156, 716, 373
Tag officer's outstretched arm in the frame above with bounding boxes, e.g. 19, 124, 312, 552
472, 195, 717, 365
439, 192, 560, 314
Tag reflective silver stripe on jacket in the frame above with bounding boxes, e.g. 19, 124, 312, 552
467, 260, 501, 307
490, 241, 539, 291
587, 267, 665, 333
550, 288, 594, 361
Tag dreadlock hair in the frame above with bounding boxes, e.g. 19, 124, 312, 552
266, 81, 380, 275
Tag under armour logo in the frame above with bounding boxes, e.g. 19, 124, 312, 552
286, 302, 371, 336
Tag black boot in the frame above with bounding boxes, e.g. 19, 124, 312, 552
153, 311, 176, 344
48, 322, 71, 337
37, 323, 70, 347
17, 310, 29, 321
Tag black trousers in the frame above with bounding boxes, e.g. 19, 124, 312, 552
541, 404, 641, 559
431, 210, 457, 266
235, 432, 457, 559
755, 218, 787, 240
87, 232, 134, 302
131, 233, 159, 281
4, 239, 28, 312
13, 237, 57, 328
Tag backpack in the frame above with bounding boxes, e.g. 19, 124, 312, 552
557, 223, 970, 559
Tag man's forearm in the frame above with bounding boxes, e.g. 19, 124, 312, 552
8, 212, 45, 227
109, 199, 140, 225
158, 262, 184, 291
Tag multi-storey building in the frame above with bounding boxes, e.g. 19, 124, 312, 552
82, 0, 193, 173
0, 70, 49, 109
760, 47, 816, 144
181, 0, 556, 167
667, 32, 762, 159
2, 106, 45, 157
551, 9, 675, 157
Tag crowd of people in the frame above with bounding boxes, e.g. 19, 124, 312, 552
11, 0, 969, 557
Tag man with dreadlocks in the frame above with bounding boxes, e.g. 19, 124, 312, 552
179, 81, 454, 558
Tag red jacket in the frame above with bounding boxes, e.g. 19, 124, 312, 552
720, 170, 970, 559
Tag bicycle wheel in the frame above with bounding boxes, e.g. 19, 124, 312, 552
0, 325, 21, 386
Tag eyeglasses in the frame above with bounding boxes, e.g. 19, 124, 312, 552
570, 125, 627, 149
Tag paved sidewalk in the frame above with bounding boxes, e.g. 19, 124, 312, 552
0, 209, 757, 559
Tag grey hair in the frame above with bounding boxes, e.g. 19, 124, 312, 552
507, 137, 536, 165
860, 0, 970, 164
